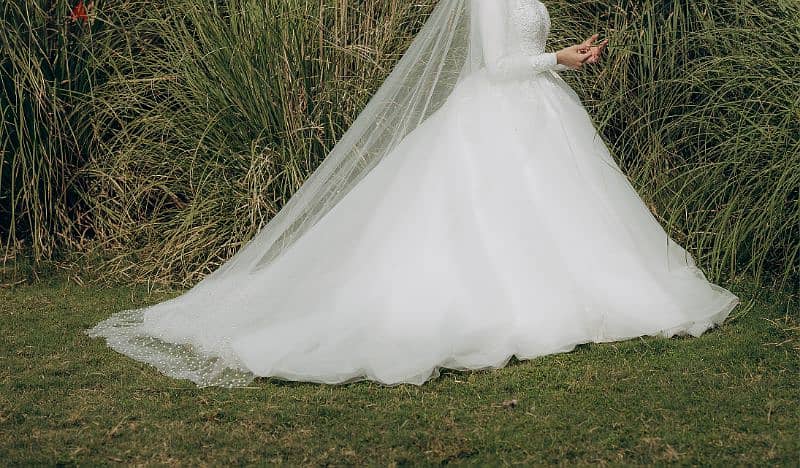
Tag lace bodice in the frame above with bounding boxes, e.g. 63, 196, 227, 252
476, 0, 569, 81
509, 0, 550, 55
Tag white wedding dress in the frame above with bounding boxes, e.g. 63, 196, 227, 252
87, 0, 739, 387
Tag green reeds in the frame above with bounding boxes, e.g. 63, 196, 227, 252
551, 0, 799, 288
2, 0, 798, 288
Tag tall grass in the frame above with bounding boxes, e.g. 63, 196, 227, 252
0, 0, 162, 257
549, 0, 800, 287
0, 0, 88, 258
78, 0, 436, 284
2, 0, 798, 288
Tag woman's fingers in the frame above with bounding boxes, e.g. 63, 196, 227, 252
587, 40, 609, 64
581, 33, 600, 48
560, 45, 597, 69
578, 34, 604, 55
581, 40, 609, 66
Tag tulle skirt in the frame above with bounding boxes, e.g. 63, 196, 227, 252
87, 70, 739, 387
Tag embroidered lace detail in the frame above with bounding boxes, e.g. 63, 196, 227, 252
509, 0, 550, 55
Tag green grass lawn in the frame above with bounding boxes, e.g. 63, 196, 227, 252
1, 275, 797, 465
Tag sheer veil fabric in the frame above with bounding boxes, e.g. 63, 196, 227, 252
86, 0, 739, 387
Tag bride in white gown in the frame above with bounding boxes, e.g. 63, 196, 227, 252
87, 0, 739, 387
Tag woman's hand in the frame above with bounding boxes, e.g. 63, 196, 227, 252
578, 34, 609, 65
556, 45, 593, 70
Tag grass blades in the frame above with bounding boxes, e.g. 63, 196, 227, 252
0, 274, 797, 464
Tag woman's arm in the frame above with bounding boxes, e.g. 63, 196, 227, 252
476, 1, 564, 80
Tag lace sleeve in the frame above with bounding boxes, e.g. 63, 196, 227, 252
476, 1, 565, 80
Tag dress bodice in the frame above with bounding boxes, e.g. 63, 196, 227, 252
507, 0, 551, 56
475, 0, 567, 81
